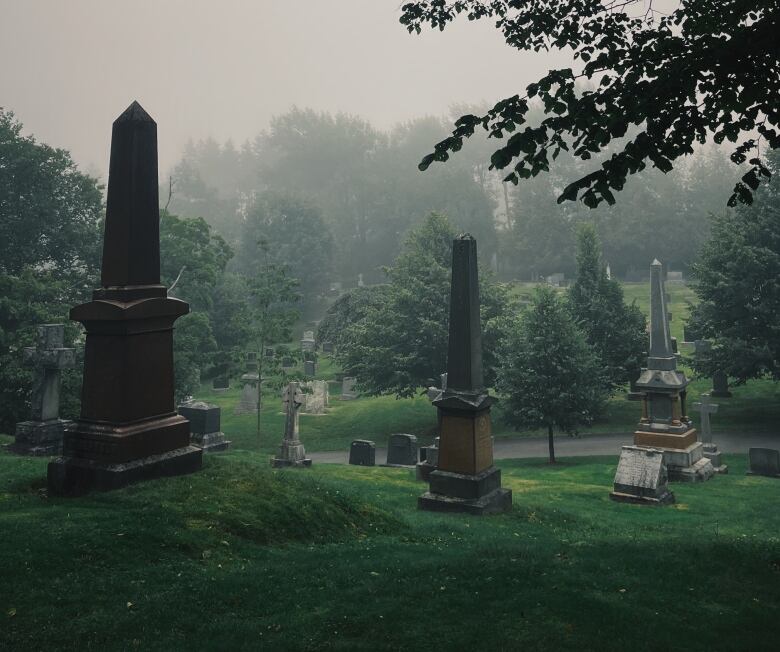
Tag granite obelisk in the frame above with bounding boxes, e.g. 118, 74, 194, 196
632, 259, 713, 482
418, 235, 512, 515
48, 101, 202, 495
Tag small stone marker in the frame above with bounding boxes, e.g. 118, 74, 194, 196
300, 330, 315, 352
692, 393, 727, 473
304, 360, 317, 376
11, 324, 76, 456
386, 433, 418, 466
747, 448, 780, 478
234, 352, 259, 415
178, 401, 230, 452
667, 271, 683, 282
416, 437, 440, 482
264, 347, 274, 358
271, 382, 311, 468
212, 377, 229, 392
340, 376, 358, 400
282, 356, 295, 369
349, 440, 376, 466
301, 380, 329, 415
322, 341, 334, 353
609, 446, 675, 505
711, 370, 732, 398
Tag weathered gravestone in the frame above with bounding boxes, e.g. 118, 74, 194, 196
340, 376, 358, 400
281, 356, 295, 369
234, 352, 259, 415
300, 330, 315, 352
419, 235, 512, 515
321, 341, 334, 353
301, 380, 329, 415
692, 393, 727, 473
48, 102, 202, 495
711, 370, 732, 398
212, 377, 229, 392
747, 448, 780, 478
609, 445, 675, 505
304, 360, 317, 376
264, 347, 274, 358
631, 260, 713, 482
349, 440, 375, 466
178, 401, 230, 452
386, 433, 418, 466
416, 437, 440, 482
667, 271, 684, 282
271, 382, 311, 468
10, 324, 76, 456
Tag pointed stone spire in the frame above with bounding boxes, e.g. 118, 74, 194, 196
99, 100, 163, 295
446, 234, 484, 393
647, 259, 676, 371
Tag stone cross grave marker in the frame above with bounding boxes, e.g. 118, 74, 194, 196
692, 394, 718, 444
11, 324, 75, 455
271, 382, 311, 467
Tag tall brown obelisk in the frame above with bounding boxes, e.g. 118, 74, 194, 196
418, 235, 512, 515
48, 102, 202, 495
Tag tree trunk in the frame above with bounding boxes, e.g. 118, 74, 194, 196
548, 425, 556, 464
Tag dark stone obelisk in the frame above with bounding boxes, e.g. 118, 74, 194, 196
48, 102, 202, 495
418, 235, 512, 515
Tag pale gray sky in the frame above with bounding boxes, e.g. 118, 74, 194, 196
0, 0, 572, 179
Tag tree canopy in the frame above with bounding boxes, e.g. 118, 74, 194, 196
400, 1, 779, 208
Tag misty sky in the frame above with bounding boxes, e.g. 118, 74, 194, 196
0, 0, 573, 180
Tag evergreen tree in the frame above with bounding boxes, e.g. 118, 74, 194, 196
568, 224, 646, 392
337, 213, 512, 398
690, 149, 780, 383
497, 286, 607, 463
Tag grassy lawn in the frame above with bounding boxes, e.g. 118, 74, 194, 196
1, 449, 778, 651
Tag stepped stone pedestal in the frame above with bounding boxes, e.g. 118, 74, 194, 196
628, 260, 714, 484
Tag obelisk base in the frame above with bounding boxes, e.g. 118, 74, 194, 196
634, 428, 715, 482
48, 445, 202, 496
418, 467, 512, 515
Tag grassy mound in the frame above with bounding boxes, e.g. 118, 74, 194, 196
2, 449, 779, 651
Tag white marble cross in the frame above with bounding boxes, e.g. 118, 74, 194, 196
693, 393, 719, 444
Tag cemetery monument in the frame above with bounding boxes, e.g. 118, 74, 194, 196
692, 393, 727, 473
10, 324, 75, 456
178, 400, 230, 453
349, 440, 376, 466
610, 445, 675, 505
234, 352, 259, 415
418, 234, 512, 515
271, 381, 312, 468
631, 260, 714, 482
747, 448, 780, 478
48, 101, 202, 495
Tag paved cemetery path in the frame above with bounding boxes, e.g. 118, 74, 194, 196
308, 431, 780, 464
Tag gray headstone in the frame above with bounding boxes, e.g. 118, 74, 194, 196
340, 376, 358, 400
212, 377, 229, 391
747, 448, 780, 478
711, 370, 732, 397
282, 357, 295, 369
386, 433, 418, 466
610, 445, 675, 504
322, 341, 334, 353
667, 271, 683, 282
304, 360, 316, 376
264, 347, 274, 358
300, 330, 316, 351
178, 401, 230, 452
349, 439, 375, 466
301, 380, 329, 415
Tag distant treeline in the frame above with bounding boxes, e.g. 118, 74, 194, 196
165, 105, 739, 291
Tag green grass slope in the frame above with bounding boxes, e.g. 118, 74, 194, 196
1, 450, 779, 651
